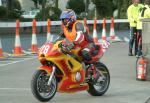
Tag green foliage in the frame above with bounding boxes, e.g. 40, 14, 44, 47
31, 0, 47, 8
8, 0, 22, 19
67, 0, 85, 14
50, 7, 61, 20
0, 0, 22, 19
31, 0, 47, 20
36, 6, 61, 21
113, 0, 131, 18
93, 0, 115, 18
0, 6, 7, 18
35, 6, 50, 20
92, 0, 137, 18
31, 0, 38, 8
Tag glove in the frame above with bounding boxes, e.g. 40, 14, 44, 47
81, 49, 92, 61
58, 42, 73, 53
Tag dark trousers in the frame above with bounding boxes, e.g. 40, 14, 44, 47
129, 27, 138, 55
137, 30, 142, 56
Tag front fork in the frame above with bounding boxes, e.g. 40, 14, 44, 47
86, 64, 105, 82
47, 66, 56, 85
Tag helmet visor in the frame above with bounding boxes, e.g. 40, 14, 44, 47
61, 18, 70, 26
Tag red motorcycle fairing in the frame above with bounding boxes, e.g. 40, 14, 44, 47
38, 43, 62, 57
56, 60, 89, 93
38, 65, 53, 75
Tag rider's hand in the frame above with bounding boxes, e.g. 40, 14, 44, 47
58, 42, 72, 53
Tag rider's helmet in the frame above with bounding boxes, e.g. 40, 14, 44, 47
60, 9, 76, 27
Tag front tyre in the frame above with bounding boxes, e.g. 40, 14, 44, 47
31, 70, 57, 102
87, 62, 110, 96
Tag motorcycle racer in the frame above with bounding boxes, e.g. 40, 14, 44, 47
59, 9, 99, 61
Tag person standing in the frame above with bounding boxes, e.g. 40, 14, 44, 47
136, 4, 145, 57
144, 0, 150, 18
127, 0, 143, 56
136, 0, 150, 57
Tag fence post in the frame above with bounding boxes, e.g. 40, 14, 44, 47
142, 19, 150, 80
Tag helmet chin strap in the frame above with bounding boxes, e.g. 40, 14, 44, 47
66, 21, 70, 27
66, 18, 74, 27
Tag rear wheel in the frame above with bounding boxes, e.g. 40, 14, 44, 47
87, 62, 110, 96
31, 70, 57, 102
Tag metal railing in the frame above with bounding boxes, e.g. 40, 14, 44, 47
0, 19, 128, 27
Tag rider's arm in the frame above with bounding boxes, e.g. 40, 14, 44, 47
74, 22, 85, 44
55, 31, 65, 42
74, 22, 94, 44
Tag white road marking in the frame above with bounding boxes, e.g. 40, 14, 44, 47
0, 57, 37, 67
0, 88, 30, 91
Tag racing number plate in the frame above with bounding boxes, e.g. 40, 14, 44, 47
39, 44, 51, 55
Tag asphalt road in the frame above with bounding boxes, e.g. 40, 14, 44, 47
0, 42, 150, 103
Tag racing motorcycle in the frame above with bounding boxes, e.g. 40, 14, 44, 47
31, 36, 110, 102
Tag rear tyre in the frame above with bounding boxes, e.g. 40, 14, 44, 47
31, 70, 57, 102
87, 62, 110, 96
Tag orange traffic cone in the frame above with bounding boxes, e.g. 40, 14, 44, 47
13, 20, 24, 56
84, 18, 90, 34
0, 38, 4, 58
136, 57, 147, 81
110, 17, 116, 40
102, 18, 107, 41
93, 18, 98, 43
47, 19, 51, 42
30, 19, 38, 53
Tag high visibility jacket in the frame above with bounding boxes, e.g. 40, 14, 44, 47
127, 4, 143, 27
63, 21, 89, 48
137, 5, 148, 30
64, 22, 77, 42
144, 5, 150, 18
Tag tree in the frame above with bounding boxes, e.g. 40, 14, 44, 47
67, 0, 85, 15
38, 0, 47, 20
0, 6, 7, 19
113, 0, 131, 18
55, 0, 59, 8
31, 0, 38, 9
92, 0, 115, 18
6, 0, 22, 19
36, 6, 61, 21
50, 7, 61, 20
31, 0, 59, 9
31, 0, 47, 20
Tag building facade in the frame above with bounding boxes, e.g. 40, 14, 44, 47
18, 0, 34, 11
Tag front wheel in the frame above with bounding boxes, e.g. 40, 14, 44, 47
87, 62, 110, 96
31, 70, 57, 102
